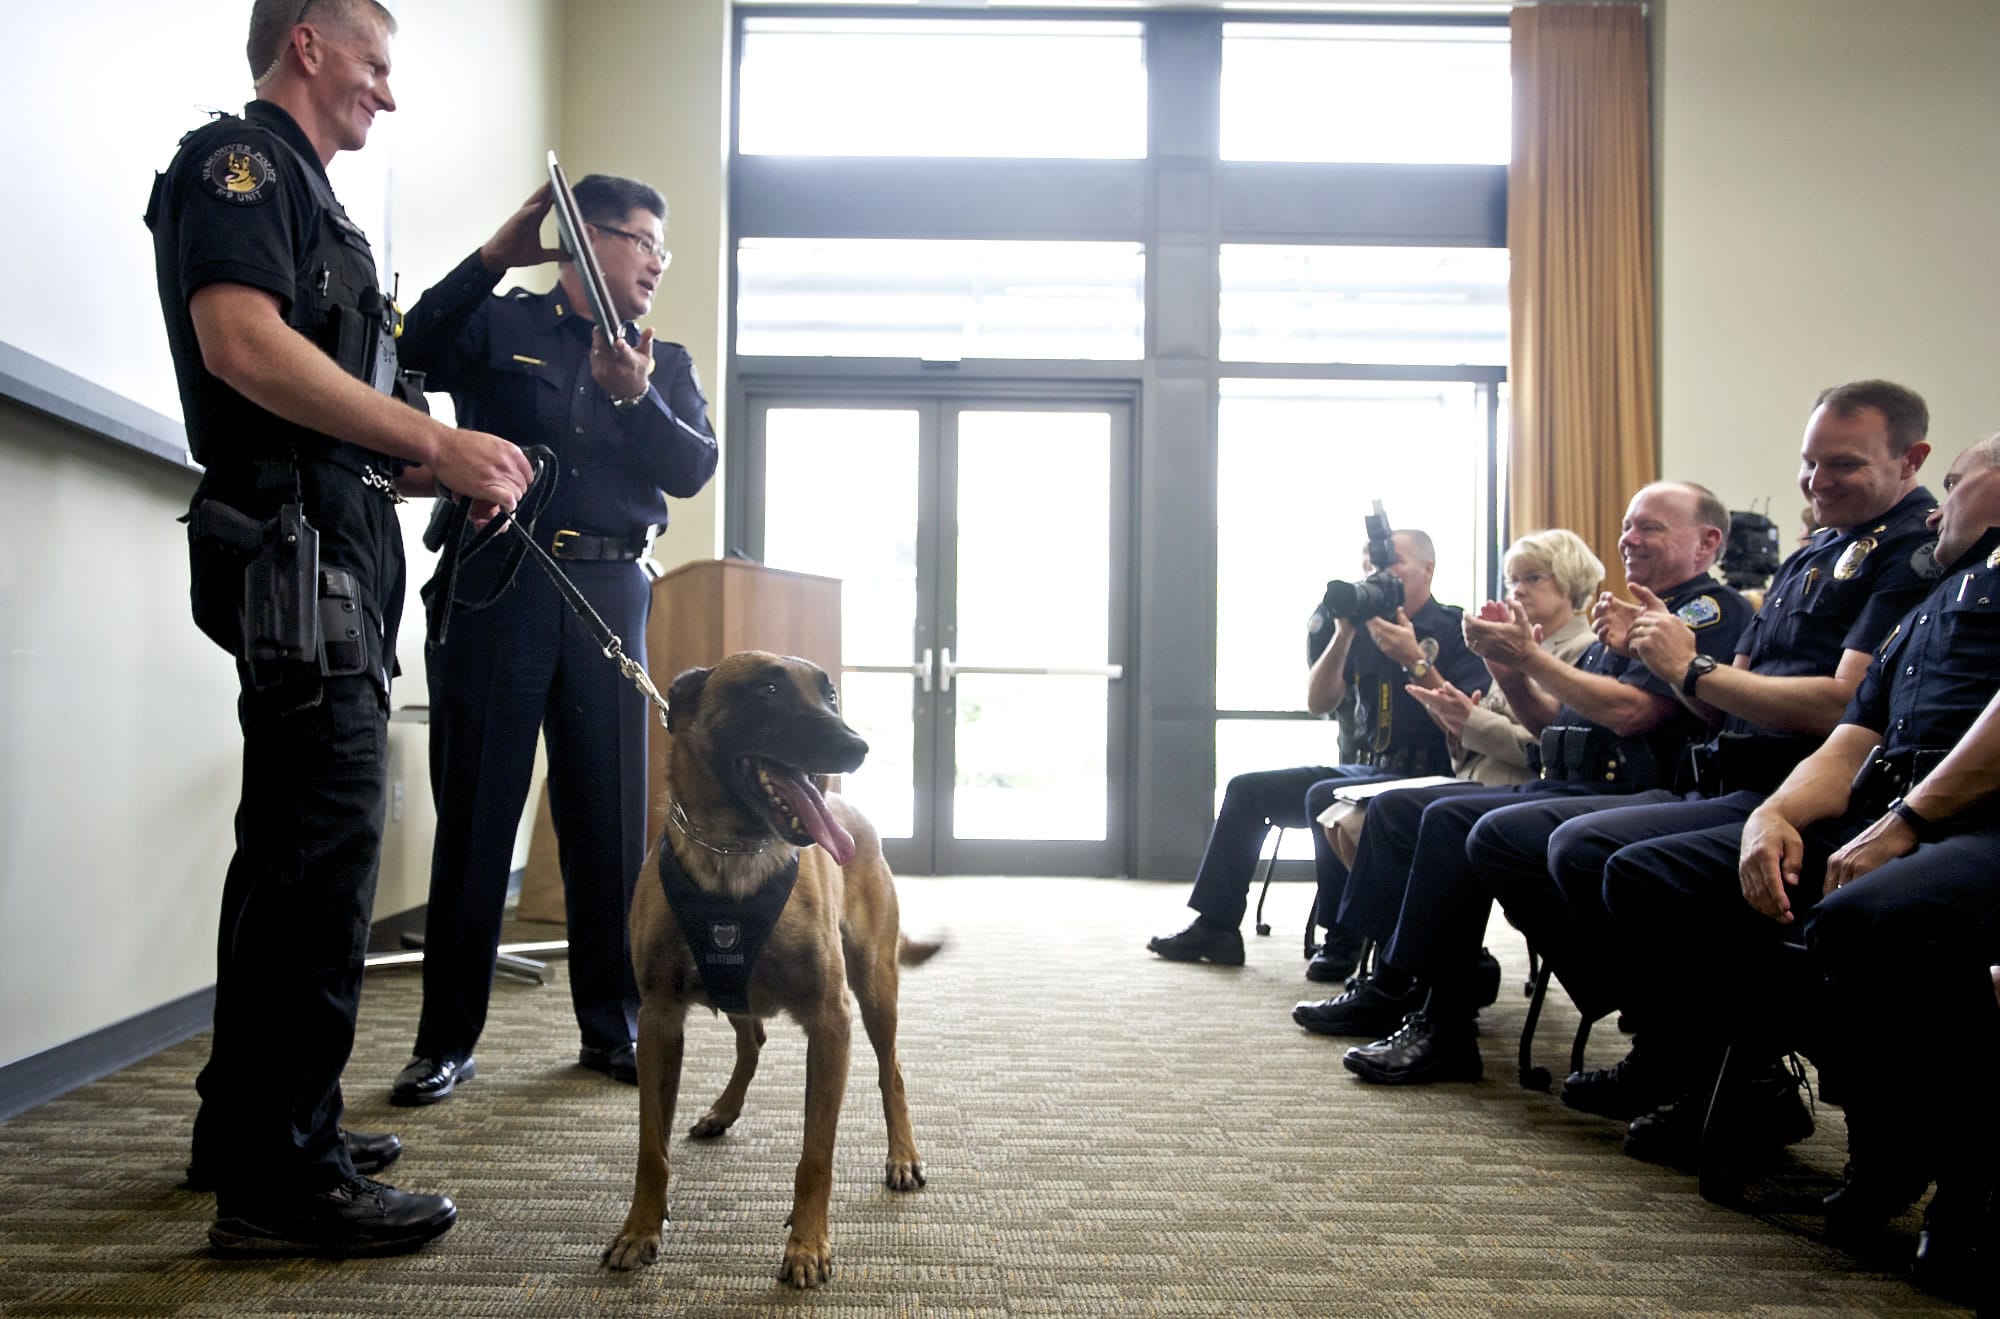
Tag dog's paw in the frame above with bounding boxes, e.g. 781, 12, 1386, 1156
778, 1237, 835, 1289
601, 1231, 662, 1272
884, 1158, 927, 1191
688, 1108, 738, 1139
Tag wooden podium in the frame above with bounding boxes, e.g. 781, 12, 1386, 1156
518, 558, 842, 922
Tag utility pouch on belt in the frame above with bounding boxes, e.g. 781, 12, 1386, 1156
1538, 724, 1659, 788
242, 502, 321, 671
317, 568, 369, 676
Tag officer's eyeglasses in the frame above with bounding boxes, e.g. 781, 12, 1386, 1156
590, 222, 671, 267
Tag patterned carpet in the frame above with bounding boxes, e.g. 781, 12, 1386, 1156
0, 876, 1967, 1317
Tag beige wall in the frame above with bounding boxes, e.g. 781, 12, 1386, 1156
1656, 0, 2000, 519
0, 0, 561, 1070
560, 0, 731, 573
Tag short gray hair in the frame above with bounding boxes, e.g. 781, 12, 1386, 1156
1505, 529, 1605, 610
248, 0, 396, 86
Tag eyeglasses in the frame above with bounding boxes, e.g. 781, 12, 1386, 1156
1504, 572, 1551, 590
590, 222, 671, 266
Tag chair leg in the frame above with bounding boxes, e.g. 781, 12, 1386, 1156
1569, 1015, 1596, 1080
1518, 963, 1555, 1091
1252, 826, 1286, 937
1697, 1044, 1750, 1205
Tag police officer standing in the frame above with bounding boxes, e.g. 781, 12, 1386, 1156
388, 179, 718, 1105
148, 0, 535, 1255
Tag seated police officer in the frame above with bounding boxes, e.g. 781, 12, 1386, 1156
1597, 436, 2000, 1178
1295, 483, 1751, 1088
1149, 530, 1485, 970
150, 0, 535, 1255
1460, 380, 1936, 1120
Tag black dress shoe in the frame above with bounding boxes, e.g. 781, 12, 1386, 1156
579, 1042, 639, 1084
391, 1055, 475, 1107
1821, 1160, 1931, 1240
1470, 947, 1503, 1010
210, 1175, 456, 1257
1624, 1063, 1813, 1171
1292, 971, 1424, 1038
184, 1128, 402, 1192
1147, 917, 1245, 966
1343, 1011, 1483, 1085
1561, 1045, 1678, 1121
1305, 927, 1367, 982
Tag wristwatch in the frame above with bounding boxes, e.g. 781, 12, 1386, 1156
1408, 658, 1432, 680
1682, 654, 1718, 698
1885, 796, 1944, 843
611, 388, 649, 412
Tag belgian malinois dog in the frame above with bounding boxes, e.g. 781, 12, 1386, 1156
601, 651, 937, 1288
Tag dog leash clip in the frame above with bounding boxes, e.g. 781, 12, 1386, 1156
607, 639, 672, 728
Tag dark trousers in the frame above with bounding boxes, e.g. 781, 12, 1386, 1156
1338, 780, 1613, 1010
189, 466, 404, 1201
1187, 763, 1392, 927
1467, 789, 1763, 1019
416, 557, 651, 1060
1805, 826, 2000, 1180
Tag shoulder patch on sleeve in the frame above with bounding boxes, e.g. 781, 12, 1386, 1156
1676, 594, 1723, 629
201, 143, 275, 204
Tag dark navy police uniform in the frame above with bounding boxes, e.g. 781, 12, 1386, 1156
1466, 488, 1937, 1018
1333, 573, 1751, 1009
1187, 599, 1485, 929
1605, 526, 2000, 1080
148, 100, 408, 1200
397, 253, 717, 1064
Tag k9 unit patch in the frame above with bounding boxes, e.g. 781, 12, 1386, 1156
203, 144, 274, 204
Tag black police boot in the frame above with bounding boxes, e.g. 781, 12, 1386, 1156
1147, 916, 1246, 966
209, 1175, 457, 1257
1342, 1010, 1483, 1086
1292, 969, 1425, 1038
1822, 1160, 1931, 1241
1305, 927, 1368, 983
1561, 1043, 1681, 1121
184, 1128, 402, 1193
1911, 1177, 1996, 1305
1625, 1059, 1813, 1172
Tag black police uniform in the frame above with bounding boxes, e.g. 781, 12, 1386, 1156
147, 100, 408, 1200
1464, 487, 1937, 1019
395, 255, 717, 1068
1332, 573, 1751, 1013
1604, 526, 2000, 1088
1185, 599, 1485, 930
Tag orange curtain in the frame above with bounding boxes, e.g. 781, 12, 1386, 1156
1508, 2, 1656, 594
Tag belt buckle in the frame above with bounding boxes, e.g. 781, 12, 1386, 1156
552, 529, 580, 558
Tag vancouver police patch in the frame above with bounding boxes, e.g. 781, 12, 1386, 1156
1676, 595, 1723, 629
203, 144, 274, 204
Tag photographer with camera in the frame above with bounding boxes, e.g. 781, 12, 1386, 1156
1149, 522, 1486, 970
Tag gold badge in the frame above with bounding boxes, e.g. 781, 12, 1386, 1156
1987, 545, 2000, 571
1833, 535, 1878, 580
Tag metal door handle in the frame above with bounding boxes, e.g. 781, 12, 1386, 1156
937, 647, 1123, 693
843, 647, 934, 693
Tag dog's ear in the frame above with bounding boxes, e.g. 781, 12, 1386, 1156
666, 666, 710, 734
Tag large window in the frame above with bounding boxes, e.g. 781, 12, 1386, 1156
739, 17, 1147, 158
1221, 22, 1511, 165
736, 239, 1146, 360
1219, 245, 1509, 367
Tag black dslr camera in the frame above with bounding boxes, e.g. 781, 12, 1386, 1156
1320, 499, 1404, 622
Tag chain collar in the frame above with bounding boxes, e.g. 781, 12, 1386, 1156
668, 798, 784, 857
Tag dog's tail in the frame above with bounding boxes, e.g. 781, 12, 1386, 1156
897, 934, 944, 967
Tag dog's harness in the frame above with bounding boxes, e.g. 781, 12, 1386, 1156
655, 838, 799, 1014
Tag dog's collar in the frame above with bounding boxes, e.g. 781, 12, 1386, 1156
668, 797, 784, 857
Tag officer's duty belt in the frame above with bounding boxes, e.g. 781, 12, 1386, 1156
549, 528, 655, 562
1850, 745, 1952, 816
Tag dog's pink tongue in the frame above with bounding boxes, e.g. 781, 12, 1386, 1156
770, 771, 856, 866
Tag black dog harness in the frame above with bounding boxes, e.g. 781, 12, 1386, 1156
655, 838, 799, 1014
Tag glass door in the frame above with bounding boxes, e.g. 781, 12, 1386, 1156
751, 395, 1131, 875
